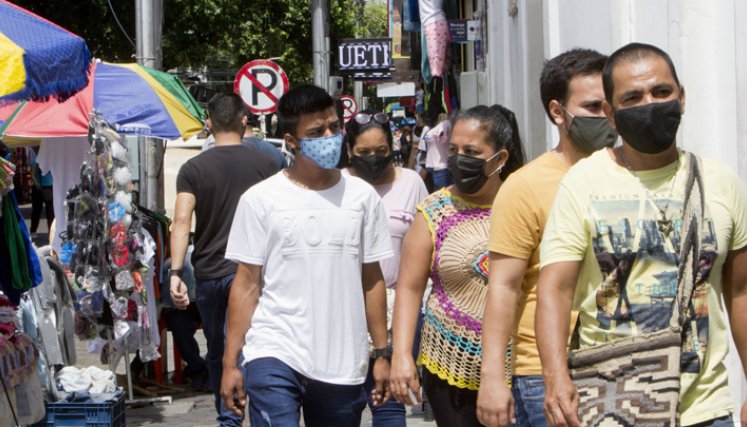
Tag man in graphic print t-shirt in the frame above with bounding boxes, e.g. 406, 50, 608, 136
536, 42, 747, 427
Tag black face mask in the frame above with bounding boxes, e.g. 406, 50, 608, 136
351, 154, 392, 183
565, 115, 618, 153
447, 153, 499, 195
613, 99, 682, 154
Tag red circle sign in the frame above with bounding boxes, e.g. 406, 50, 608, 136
340, 95, 358, 121
234, 60, 290, 114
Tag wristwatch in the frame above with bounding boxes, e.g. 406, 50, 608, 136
371, 346, 392, 360
169, 268, 184, 279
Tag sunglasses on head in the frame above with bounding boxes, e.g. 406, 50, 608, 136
354, 112, 389, 125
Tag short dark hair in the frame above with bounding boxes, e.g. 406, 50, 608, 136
207, 93, 245, 135
277, 85, 335, 137
539, 48, 607, 122
344, 110, 393, 151
452, 105, 526, 181
602, 42, 680, 104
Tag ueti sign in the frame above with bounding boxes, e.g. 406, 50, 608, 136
338, 38, 391, 72
340, 95, 358, 122
234, 59, 289, 114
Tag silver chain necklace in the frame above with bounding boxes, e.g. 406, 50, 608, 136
618, 148, 680, 237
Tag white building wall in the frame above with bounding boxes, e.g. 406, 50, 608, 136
484, 0, 747, 421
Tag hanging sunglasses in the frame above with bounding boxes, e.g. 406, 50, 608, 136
354, 112, 389, 125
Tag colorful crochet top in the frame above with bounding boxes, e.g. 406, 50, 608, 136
416, 188, 497, 390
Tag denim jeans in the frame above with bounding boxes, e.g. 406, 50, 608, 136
430, 168, 453, 190
164, 304, 207, 377
511, 375, 548, 427
361, 304, 425, 426
195, 274, 243, 427
245, 357, 367, 427
364, 360, 406, 427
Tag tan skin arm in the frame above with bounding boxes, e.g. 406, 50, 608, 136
477, 253, 530, 427
221, 262, 262, 417
535, 261, 582, 427
168, 192, 195, 310
407, 145, 419, 170
390, 213, 433, 405
363, 261, 393, 406
722, 245, 747, 426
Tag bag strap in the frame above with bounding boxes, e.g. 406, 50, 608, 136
669, 151, 704, 329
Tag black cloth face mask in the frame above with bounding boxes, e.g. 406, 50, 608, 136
563, 111, 618, 153
447, 152, 500, 195
613, 99, 682, 154
351, 154, 392, 183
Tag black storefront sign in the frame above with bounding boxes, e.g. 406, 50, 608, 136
449, 20, 468, 43
338, 38, 392, 72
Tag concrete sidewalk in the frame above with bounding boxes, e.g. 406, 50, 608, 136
73, 333, 434, 427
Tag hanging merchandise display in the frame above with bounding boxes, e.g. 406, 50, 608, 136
419, 0, 448, 78
60, 113, 160, 368
0, 295, 46, 426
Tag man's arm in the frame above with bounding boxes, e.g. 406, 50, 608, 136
722, 245, 747, 426
221, 262, 262, 417
535, 261, 582, 427
363, 261, 391, 406
477, 253, 529, 427
169, 192, 195, 310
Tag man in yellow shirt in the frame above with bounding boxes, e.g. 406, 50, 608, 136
477, 48, 615, 427
537, 42, 747, 427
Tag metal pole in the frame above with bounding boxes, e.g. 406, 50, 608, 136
312, 0, 329, 91
136, 0, 156, 68
136, 0, 162, 211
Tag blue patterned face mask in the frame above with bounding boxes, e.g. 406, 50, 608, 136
299, 131, 343, 169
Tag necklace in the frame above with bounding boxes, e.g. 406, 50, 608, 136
618, 148, 680, 237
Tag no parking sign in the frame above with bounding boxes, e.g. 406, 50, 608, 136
234, 60, 289, 114
340, 95, 358, 122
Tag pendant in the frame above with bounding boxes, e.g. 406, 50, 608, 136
657, 219, 673, 237
657, 208, 673, 237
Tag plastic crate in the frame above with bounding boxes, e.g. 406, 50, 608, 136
31, 390, 125, 427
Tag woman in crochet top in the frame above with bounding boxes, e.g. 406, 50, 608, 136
391, 105, 525, 426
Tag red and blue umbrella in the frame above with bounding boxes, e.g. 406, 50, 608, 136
0, 0, 91, 103
0, 61, 204, 145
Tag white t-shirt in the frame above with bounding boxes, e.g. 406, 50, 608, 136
225, 171, 394, 385
419, 0, 446, 26
36, 137, 90, 252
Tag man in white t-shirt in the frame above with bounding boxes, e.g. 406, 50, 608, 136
220, 85, 394, 427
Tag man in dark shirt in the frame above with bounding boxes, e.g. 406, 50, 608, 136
242, 110, 287, 169
169, 93, 279, 427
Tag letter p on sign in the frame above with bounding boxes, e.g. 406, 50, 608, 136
234, 60, 290, 114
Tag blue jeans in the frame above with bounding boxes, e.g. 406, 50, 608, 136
430, 168, 453, 190
511, 375, 548, 427
195, 274, 243, 427
361, 306, 425, 426
364, 360, 406, 427
164, 304, 207, 377
690, 415, 734, 427
245, 357, 367, 427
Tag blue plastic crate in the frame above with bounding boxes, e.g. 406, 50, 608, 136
31, 390, 125, 427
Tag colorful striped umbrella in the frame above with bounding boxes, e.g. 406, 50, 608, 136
0, 61, 204, 144
0, 0, 91, 103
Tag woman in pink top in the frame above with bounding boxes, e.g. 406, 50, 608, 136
343, 110, 428, 426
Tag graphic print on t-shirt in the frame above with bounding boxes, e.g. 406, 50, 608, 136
590, 197, 717, 373
278, 208, 362, 257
